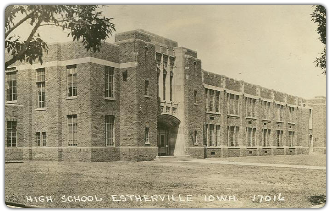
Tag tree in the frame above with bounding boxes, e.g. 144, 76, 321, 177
311, 5, 326, 74
5, 5, 115, 69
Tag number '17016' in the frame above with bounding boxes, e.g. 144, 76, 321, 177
252, 193, 285, 203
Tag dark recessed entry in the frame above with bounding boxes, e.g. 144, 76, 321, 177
249, 151, 253, 154
248, 121, 252, 124
265, 151, 268, 153
210, 116, 215, 120
211, 152, 215, 155
264, 123, 267, 125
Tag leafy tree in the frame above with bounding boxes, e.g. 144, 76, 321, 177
5, 5, 115, 69
311, 5, 326, 74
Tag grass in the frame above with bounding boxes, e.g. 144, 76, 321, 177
5, 155, 326, 208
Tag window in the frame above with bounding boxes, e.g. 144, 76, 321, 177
105, 115, 115, 146
276, 130, 283, 147
246, 98, 256, 117
209, 124, 215, 146
170, 72, 173, 101
157, 68, 160, 98
228, 126, 239, 147
289, 107, 295, 122
215, 91, 220, 112
163, 71, 166, 100
6, 121, 17, 147
228, 94, 239, 115
36, 132, 47, 146
6, 71, 17, 102
262, 101, 271, 119
209, 90, 214, 111
144, 80, 149, 96
105, 66, 114, 98
246, 127, 256, 147
67, 65, 77, 97
205, 88, 208, 110
288, 131, 294, 147
216, 125, 221, 146
67, 114, 77, 146
145, 127, 150, 144
36, 68, 46, 108
262, 129, 271, 147
194, 90, 197, 104
122, 70, 128, 81
277, 104, 284, 121
194, 130, 198, 145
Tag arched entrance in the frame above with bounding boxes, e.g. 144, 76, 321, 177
157, 114, 180, 156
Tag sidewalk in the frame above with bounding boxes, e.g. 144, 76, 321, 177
178, 158, 326, 170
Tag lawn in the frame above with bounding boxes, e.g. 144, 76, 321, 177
5, 155, 326, 208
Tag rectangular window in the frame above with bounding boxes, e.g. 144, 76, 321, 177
170, 74, 173, 101
289, 131, 294, 147
105, 115, 115, 146
105, 66, 115, 98
276, 130, 283, 147
209, 124, 214, 146
228, 94, 239, 115
246, 128, 252, 147
7, 121, 17, 147
36, 132, 47, 146
122, 70, 128, 81
36, 68, 46, 108
42, 132, 47, 146
6, 71, 17, 102
209, 90, 214, 112
194, 130, 198, 145
215, 91, 220, 112
309, 109, 313, 129
205, 88, 208, 110
67, 65, 77, 97
145, 127, 150, 144
262, 129, 271, 147
144, 80, 149, 96
228, 126, 239, 147
246, 127, 256, 147
194, 90, 197, 104
216, 125, 221, 146
67, 114, 77, 146
163, 71, 166, 100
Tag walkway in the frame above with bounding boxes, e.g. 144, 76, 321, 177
178, 159, 326, 170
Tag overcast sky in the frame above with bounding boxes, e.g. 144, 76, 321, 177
16, 5, 326, 99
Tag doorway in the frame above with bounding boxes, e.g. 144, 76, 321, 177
158, 129, 169, 156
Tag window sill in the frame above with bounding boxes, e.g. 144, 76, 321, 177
105, 97, 116, 101
227, 114, 240, 118
35, 108, 46, 111
66, 97, 77, 100
288, 122, 296, 125
206, 111, 221, 115
144, 143, 151, 146
6, 101, 18, 104
194, 103, 199, 106
245, 116, 257, 120
144, 95, 151, 98
276, 120, 284, 123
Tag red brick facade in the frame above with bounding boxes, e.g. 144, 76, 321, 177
5, 29, 324, 162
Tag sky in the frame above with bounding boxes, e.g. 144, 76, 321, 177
13, 5, 326, 99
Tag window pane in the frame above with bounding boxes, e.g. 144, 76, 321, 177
42, 132, 46, 146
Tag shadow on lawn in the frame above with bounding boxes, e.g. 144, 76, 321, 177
308, 195, 326, 206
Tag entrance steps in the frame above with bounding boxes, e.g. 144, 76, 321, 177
154, 155, 192, 162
